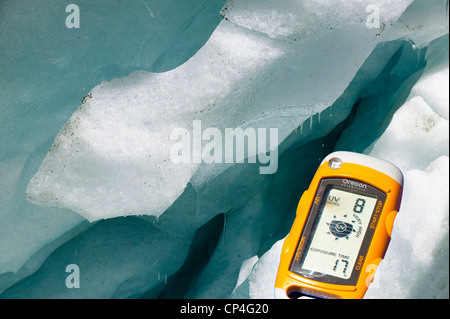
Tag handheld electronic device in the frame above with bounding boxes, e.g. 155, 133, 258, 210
274, 151, 403, 299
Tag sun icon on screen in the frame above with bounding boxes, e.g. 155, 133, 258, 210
327, 214, 356, 240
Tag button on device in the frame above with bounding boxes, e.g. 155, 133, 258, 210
328, 157, 342, 169
385, 211, 398, 237
296, 190, 309, 216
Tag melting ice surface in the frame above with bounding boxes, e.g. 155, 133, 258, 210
0, 0, 448, 298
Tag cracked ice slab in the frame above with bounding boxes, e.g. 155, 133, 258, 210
26, 0, 413, 222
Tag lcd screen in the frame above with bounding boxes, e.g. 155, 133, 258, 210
297, 187, 377, 279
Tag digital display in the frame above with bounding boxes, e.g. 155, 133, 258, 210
289, 178, 386, 284
299, 188, 377, 279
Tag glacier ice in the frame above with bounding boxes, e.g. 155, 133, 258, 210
0, 0, 448, 299
24, 21, 285, 221
25, 0, 414, 222
0, 0, 226, 282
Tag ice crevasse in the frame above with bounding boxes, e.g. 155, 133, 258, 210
0, 0, 448, 299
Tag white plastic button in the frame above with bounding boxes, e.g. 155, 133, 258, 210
328, 157, 342, 169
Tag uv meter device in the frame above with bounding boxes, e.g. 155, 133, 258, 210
275, 151, 403, 299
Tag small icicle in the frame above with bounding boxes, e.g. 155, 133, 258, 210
310, 106, 315, 130
192, 183, 205, 221
197, 191, 201, 219
222, 212, 227, 246
192, 180, 211, 222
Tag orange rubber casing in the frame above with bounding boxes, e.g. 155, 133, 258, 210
275, 152, 403, 299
